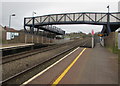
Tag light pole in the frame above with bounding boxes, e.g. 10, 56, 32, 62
9, 13, 15, 28
107, 5, 110, 13
32, 12, 36, 43
107, 5, 111, 34
8, 13, 15, 40
32, 11, 36, 17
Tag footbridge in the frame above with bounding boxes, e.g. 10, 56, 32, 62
24, 12, 120, 35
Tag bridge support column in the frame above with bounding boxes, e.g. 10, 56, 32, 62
106, 13, 111, 35
31, 17, 35, 43
118, 30, 120, 49
107, 24, 111, 35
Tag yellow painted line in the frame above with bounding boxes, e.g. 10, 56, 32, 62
51, 48, 86, 86
21, 47, 79, 86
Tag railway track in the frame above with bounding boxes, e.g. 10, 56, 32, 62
2, 44, 60, 64
2, 41, 75, 64
1, 38, 93, 85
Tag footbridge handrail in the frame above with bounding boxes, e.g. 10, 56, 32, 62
24, 12, 120, 26
24, 12, 120, 35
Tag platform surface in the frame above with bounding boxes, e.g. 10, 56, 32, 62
22, 43, 118, 85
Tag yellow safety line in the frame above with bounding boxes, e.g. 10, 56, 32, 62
51, 48, 86, 86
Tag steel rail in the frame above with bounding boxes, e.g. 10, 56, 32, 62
2, 41, 73, 64
1, 39, 89, 85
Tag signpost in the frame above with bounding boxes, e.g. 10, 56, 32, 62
91, 29, 94, 48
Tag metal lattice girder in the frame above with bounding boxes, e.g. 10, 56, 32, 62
38, 25, 65, 35
24, 12, 120, 35
24, 12, 120, 26
24, 25, 65, 35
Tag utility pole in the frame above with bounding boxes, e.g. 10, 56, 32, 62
9, 13, 15, 40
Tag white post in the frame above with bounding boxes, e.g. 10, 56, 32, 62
92, 36, 94, 48
100, 37, 104, 47
102, 37, 104, 46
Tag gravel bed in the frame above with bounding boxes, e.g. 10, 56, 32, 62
2, 44, 71, 80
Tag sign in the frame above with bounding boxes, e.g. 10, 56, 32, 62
6, 32, 11, 40
6, 32, 19, 40
98, 34, 104, 37
91, 29, 94, 35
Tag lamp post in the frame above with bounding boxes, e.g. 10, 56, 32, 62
107, 5, 111, 34
32, 12, 36, 43
107, 5, 110, 13
9, 13, 15, 28
32, 11, 36, 17
8, 13, 15, 40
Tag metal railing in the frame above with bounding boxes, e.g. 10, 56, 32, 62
24, 25, 65, 35
24, 12, 120, 35
25, 12, 120, 26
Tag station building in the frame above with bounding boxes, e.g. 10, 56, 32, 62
0, 25, 55, 44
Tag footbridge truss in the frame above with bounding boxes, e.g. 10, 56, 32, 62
24, 12, 120, 35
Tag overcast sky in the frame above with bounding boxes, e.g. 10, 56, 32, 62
1, 0, 120, 33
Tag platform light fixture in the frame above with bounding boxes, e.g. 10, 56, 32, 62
9, 13, 16, 28
32, 11, 36, 17
107, 5, 110, 13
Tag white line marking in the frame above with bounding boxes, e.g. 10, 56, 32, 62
21, 47, 80, 86
0, 44, 34, 49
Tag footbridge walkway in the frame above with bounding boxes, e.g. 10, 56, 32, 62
24, 12, 120, 35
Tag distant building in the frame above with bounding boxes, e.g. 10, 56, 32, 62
4, 26, 18, 32
1, 26, 21, 43
1, 25, 55, 44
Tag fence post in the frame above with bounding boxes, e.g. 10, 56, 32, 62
118, 31, 120, 49
92, 36, 94, 48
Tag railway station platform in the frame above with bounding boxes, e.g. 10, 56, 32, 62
1, 43, 55, 57
0, 43, 34, 50
22, 43, 118, 85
